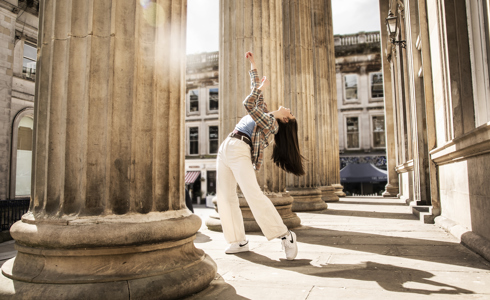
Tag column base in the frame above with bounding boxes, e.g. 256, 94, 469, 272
331, 183, 346, 197
319, 186, 339, 202
205, 192, 301, 232
0, 212, 217, 300
289, 188, 328, 212
382, 183, 399, 197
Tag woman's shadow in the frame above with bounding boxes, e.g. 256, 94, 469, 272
233, 252, 474, 295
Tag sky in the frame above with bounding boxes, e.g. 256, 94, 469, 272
186, 0, 381, 54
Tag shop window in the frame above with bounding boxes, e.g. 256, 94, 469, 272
372, 116, 386, 148
209, 88, 218, 111
346, 117, 359, 149
209, 126, 218, 154
370, 72, 384, 98
344, 74, 358, 100
189, 127, 199, 155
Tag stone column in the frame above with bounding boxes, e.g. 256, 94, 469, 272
283, 0, 328, 211
0, 1, 216, 299
378, 0, 399, 197
315, 0, 341, 202
206, 0, 301, 232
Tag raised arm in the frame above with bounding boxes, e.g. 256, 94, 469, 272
246, 52, 269, 112
246, 52, 261, 89
243, 77, 278, 133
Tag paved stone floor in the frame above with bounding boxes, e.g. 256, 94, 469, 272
188, 197, 490, 300
1, 197, 489, 299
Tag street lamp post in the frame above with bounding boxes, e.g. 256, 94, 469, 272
386, 10, 406, 48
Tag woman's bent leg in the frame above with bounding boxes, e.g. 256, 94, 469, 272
216, 145, 246, 244
229, 153, 288, 240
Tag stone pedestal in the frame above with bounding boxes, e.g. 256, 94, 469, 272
382, 183, 399, 198
209, 0, 301, 232
0, 1, 216, 299
206, 193, 301, 232
320, 185, 339, 202
332, 183, 346, 197
289, 188, 327, 212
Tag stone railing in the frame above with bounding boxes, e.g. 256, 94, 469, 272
187, 51, 219, 69
334, 31, 380, 46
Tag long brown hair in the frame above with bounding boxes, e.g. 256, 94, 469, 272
271, 119, 305, 176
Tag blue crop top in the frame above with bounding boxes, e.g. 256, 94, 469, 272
234, 115, 256, 138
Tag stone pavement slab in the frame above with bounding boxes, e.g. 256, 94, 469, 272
189, 197, 490, 300
1, 197, 489, 299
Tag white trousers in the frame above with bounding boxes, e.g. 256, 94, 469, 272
216, 137, 288, 243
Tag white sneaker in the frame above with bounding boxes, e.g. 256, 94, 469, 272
225, 240, 250, 254
281, 231, 298, 260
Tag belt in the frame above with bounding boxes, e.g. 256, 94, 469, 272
229, 130, 252, 148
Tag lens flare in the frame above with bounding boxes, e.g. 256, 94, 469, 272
140, 0, 151, 9
140, 1, 165, 27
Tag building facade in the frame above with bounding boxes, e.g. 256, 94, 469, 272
185, 51, 219, 205
335, 31, 387, 195
0, 0, 38, 204
379, 0, 490, 261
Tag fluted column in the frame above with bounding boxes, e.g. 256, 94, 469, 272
283, 0, 328, 211
379, 0, 399, 197
206, 0, 301, 232
312, 0, 340, 203
0, 1, 216, 299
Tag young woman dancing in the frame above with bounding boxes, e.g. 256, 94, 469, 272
216, 51, 305, 260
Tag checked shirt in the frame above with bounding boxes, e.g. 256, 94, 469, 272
243, 69, 279, 171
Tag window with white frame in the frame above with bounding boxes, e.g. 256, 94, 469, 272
23, 43, 36, 80
209, 126, 218, 154
344, 74, 358, 100
467, 0, 490, 126
372, 115, 386, 148
189, 89, 199, 113
209, 88, 218, 111
346, 116, 359, 148
370, 72, 384, 98
189, 127, 199, 155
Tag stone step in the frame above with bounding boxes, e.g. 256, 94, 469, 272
411, 205, 435, 224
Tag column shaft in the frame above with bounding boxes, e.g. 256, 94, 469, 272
207, 0, 301, 232
1, 1, 216, 299
283, 0, 333, 211
378, 0, 400, 197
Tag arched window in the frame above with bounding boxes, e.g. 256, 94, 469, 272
15, 116, 33, 196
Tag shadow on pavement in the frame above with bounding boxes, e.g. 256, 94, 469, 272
195, 232, 213, 243
319, 209, 417, 220
185, 274, 251, 300
234, 252, 474, 295
332, 200, 407, 206
294, 226, 490, 270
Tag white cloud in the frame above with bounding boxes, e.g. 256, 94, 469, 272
331, 0, 381, 35
186, 0, 219, 54
185, 0, 381, 54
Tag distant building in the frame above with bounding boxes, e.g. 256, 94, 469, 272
184, 51, 219, 205
334, 31, 387, 195
0, 0, 39, 203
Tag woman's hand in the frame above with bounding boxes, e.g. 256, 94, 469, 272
259, 76, 270, 90
245, 51, 256, 70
